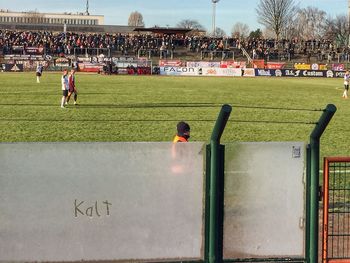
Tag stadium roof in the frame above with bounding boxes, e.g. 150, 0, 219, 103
134, 27, 193, 35
0, 23, 136, 33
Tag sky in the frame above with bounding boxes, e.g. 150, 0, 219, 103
0, 0, 348, 34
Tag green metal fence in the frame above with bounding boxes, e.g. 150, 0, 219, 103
322, 157, 350, 263
205, 104, 336, 263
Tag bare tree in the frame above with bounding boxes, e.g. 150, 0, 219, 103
213, 27, 226, 37
292, 7, 327, 40
256, 0, 297, 40
177, 19, 205, 30
128, 11, 145, 27
324, 15, 349, 47
231, 22, 250, 39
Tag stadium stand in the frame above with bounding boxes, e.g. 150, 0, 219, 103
0, 28, 349, 65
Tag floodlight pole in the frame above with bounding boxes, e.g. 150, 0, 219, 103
306, 104, 336, 263
348, 0, 350, 46
212, 0, 220, 37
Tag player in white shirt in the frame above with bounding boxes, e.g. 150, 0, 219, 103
61, 69, 69, 108
36, 64, 43, 83
343, 70, 350, 99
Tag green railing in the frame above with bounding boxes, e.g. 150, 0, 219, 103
205, 104, 336, 263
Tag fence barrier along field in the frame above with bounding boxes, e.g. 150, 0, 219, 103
0, 104, 337, 263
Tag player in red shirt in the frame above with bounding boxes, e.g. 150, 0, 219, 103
66, 69, 78, 105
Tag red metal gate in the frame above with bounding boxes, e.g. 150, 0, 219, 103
322, 157, 350, 263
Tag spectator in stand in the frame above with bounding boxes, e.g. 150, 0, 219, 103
0, 29, 344, 63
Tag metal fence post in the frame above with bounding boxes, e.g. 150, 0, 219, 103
307, 104, 336, 263
206, 104, 232, 263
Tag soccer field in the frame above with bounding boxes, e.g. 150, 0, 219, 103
0, 72, 348, 158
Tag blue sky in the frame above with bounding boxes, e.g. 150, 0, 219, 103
0, 0, 347, 34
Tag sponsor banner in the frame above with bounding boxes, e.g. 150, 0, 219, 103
220, 61, 246, 68
25, 46, 44, 55
55, 58, 70, 67
243, 68, 255, 77
332, 71, 346, 78
265, 62, 285, 69
201, 67, 241, 77
187, 61, 221, 68
311, 63, 319, 70
77, 57, 91, 62
4, 54, 45, 61
254, 69, 277, 77
310, 63, 327, 70
160, 66, 199, 76
319, 65, 328, 70
4, 63, 24, 72
253, 60, 265, 69
255, 69, 346, 78
78, 63, 103, 73
159, 60, 182, 67
115, 61, 138, 68
294, 63, 311, 70
20, 60, 49, 70
332, 64, 345, 71
283, 69, 326, 77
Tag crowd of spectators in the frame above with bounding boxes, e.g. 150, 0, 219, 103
1, 29, 349, 62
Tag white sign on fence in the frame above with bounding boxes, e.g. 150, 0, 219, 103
201, 67, 242, 77
223, 142, 305, 259
159, 66, 199, 76
0, 142, 205, 262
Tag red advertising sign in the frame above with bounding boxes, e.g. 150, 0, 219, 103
78, 63, 103, 73
220, 61, 246, 68
25, 47, 44, 55
159, 60, 182, 67
332, 64, 345, 71
265, 62, 285, 69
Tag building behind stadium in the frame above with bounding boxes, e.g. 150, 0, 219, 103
0, 9, 104, 26
0, 5, 136, 34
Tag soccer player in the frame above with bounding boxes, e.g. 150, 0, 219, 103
343, 70, 350, 99
60, 69, 69, 108
66, 69, 78, 105
36, 63, 43, 83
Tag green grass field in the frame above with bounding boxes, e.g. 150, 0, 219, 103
0, 72, 349, 158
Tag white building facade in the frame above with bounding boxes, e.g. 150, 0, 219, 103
0, 10, 104, 26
